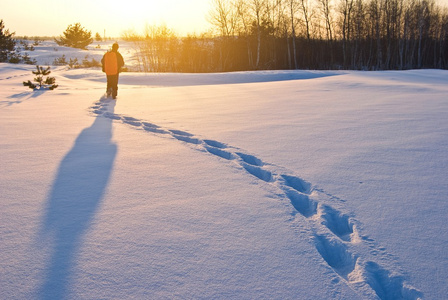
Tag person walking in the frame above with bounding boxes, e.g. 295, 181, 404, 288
101, 42, 124, 99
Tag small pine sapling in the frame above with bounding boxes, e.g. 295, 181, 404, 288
23, 65, 58, 90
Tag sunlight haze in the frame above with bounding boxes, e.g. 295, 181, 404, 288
1, 0, 211, 37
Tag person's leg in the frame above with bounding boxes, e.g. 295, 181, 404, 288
112, 75, 119, 99
106, 76, 113, 96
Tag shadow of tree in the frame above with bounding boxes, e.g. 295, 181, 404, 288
1, 90, 48, 107
38, 97, 117, 299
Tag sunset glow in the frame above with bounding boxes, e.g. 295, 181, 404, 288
2, 0, 211, 37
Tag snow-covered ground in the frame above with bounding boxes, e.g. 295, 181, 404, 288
1, 42, 447, 299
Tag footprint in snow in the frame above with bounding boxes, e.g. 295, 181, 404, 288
236, 152, 263, 166
169, 129, 193, 136
314, 234, 357, 279
123, 116, 142, 127
205, 146, 234, 160
318, 205, 354, 242
204, 139, 228, 149
173, 134, 201, 144
284, 189, 317, 218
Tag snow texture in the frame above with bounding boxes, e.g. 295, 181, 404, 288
1, 41, 447, 300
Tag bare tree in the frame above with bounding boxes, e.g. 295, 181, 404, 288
208, 0, 236, 36
300, 0, 313, 41
235, 0, 255, 68
208, 0, 237, 70
318, 0, 335, 65
287, 0, 299, 69
338, 0, 354, 67
250, 0, 267, 68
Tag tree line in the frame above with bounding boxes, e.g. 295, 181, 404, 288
124, 0, 448, 72
3, 0, 448, 72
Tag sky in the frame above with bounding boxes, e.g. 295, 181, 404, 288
1, 0, 212, 37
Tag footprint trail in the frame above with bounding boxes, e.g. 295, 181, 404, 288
90, 97, 423, 300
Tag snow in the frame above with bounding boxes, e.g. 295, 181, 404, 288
1, 41, 447, 299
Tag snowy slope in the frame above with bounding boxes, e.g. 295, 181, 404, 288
0, 43, 447, 299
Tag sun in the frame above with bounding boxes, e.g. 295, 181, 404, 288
108, 0, 162, 21
93, 0, 209, 36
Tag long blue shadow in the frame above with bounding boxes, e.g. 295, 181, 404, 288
38, 98, 117, 299
1, 90, 48, 107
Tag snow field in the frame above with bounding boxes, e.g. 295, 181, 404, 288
90, 91, 423, 299
1, 50, 447, 299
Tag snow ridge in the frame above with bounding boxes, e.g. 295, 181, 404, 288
90, 97, 423, 300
